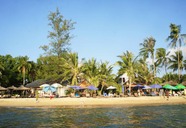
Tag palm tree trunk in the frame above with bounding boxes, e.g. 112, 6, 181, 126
129, 77, 132, 95
178, 42, 181, 81
23, 66, 25, 85
152, 54, 156, 78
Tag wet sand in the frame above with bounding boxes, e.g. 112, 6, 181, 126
0, 96, 185, 107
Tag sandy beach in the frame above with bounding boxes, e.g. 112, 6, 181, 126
0, 96, 186, 107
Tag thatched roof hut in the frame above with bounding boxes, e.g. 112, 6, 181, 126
16, 85, 30, 90
0, 86, 8, 91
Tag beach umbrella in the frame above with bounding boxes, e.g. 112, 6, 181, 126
40, 84, 50, 88
69, 85, 84, 90
133, 84, 144, 89
150, 84, 162, 89
175, 84, 185, 90
142, 85, 151, 89
8, 85, 17, 90
0, 86, 8, 91
43, 85, 56, 92
163, 84, 177, 90
16, 85, 30, 90
87, 85, 98, 90
51, 83, 62, 88
107, 86, 116, 90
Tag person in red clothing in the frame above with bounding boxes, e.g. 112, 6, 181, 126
50, 93, 53, 100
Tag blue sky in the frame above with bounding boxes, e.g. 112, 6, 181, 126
0, 0, 186, 75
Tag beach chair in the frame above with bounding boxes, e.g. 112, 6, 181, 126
150, 92, 157, 96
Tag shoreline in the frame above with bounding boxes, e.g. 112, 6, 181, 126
0, 96, 186, 108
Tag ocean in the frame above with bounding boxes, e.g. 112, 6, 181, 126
0, 104, 185, 128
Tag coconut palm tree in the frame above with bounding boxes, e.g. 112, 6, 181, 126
137, 58, 154, 84
61, 52, 81, 85
168, 51, 184, 79
139, 37, 156, 78
167, 23, 186, 80
81, 58, 100, 86
156, 48, 171, 74
117, 51, 138, 92
98, 61, 116, 94
17, 56, 31, 85
27, 61, 37, 82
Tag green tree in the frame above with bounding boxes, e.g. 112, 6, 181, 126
81, 58, 100, 86
168, 51, 185, 77
60, 52, 81, 85
117, 51, 138, 92
27, 61, 37, 82
136, 58, 154, 84
139, 37, 156, 78
98, 61, 116, 94
36, 55, 63, 80
166, 23, 186, 80
40, 8, 75, 57
0, 61, 4, 78
155, 48, 171, 74
0, 55, 20, 87
17, 56, 31, 85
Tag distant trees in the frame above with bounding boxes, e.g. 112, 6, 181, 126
0, 55, 22, 86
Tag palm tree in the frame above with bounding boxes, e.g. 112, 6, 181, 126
17, 56, 31, 85
27, 61, 37, 82
167, 23, 186, 81
137, 58, 154, 84
98, 61, 116, 94
61, 52, 81, 85
139, 37, 156, 78
117, 51, 138, 92
156, 48, 171, 74
168, 51, 184, 78
81, 58, 100, 86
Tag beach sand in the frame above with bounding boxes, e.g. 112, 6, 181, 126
0, 96, 186, 107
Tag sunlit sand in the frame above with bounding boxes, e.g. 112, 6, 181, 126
0, 96, 185, 107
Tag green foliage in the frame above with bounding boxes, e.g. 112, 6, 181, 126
168, 51, 184, 72
166, 23, 186, 81
60, 52, 81, 85
0, 55, 21, 86
40, 8, 75, 57
117, 51, 138, 91
139, 37, 156, 77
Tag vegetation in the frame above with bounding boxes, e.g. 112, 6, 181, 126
0, 8, 186, 94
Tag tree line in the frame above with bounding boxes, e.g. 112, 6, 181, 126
0, 8, 186, 93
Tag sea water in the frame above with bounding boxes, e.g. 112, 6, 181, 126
0, 104, 185, 128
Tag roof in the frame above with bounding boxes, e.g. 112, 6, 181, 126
26, 79, 46, 88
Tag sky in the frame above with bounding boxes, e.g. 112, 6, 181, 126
0, 0, 186, 76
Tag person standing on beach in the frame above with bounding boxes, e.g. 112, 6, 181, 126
35, 90, 39, 102
165, 89, 169, 101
